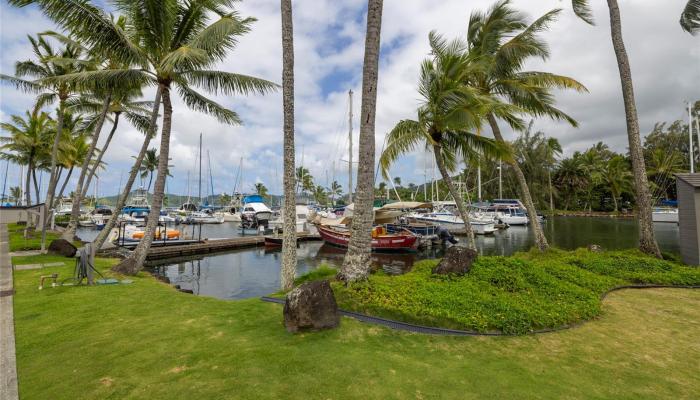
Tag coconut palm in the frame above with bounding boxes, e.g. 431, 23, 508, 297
339, 0, 384, 282
328, 180, 342, 206
136, 149, 159, 192
379, 32, 509, 251
10, 187, 22, 205
681, 0, 700, 34
280, 0, 296, 291
602, 155, 632, 212
53, 113, 91, 205
568, 0, 661, 257
254, 183, 269, 198
0, 111, 53, 210
464, 1, 587, 251
554, 157, 586, 210
544, 137, 562, 212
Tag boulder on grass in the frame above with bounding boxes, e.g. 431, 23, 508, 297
587, 244, 603, 253
284, 280, 339, 333
432, 246, 478, 275
47, 239, 77, 257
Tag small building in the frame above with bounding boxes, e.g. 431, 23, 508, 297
676, 174, 700, 265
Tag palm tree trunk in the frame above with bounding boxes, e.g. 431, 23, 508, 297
148, 171, 153, 192
64, 94, 112, 240
32, 167, 40, 205
55, 167, 73, 206
114, 84, 171, 275
548, 169, 554, 213
82, 113, 121, 199
339, 0, 383, 283
41, 98, 66, 251
606, 0, 661, 257
24, 159, 32, 208
94, 88, 162, 251
487, 113, 548, 251
612, 191, 619, 212
433, 144, 476, 249
280, 0, 297, 291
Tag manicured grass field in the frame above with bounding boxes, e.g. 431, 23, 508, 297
332, 249, 700, 334
11, 253, 700, 399
7, 223, 63, 252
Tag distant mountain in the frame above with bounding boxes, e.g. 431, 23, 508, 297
96, 190, 285, 208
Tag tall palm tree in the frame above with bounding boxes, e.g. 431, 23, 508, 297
10, 187, 22, 205
280, 0, 296, 291
328, 180, 342, 206
136, 149, 159, 192
339, 0, 384, 282
254, 183, 268, 198
464, 1, 587, 251
681, 0, 700, 34
0, 111, 53, 211
554, 157, 586, 210
569, 0, 661, 257
0, 32, 93, 248
544, 137, 562, 212
379, 32, 508, 251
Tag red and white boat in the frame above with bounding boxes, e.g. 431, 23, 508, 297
317, 225, 419, 252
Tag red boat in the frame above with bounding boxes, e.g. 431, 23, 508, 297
317, 225, 419, 252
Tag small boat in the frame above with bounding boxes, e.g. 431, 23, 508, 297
408, 211, 496, 235
240, 195, 273, 229
120, 187, 151, 225
317, 224, 419, 252
269, 205, 310, 233
222, 193, 243, 222
110, 224, 181, 242
183, 211, 224, 224
652, 207, 679, 223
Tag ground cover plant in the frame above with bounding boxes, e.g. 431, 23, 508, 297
9, 253, 700, 399
330, 248, 700, 335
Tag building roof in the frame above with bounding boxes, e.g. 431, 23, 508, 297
676, 173, 700, 188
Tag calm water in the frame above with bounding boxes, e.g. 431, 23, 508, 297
77, 217, 680, 300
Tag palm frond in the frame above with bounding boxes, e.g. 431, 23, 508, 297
176, 84, 242, 125
379, 119, 426, 180
0, 74, 42, 93
681, 0, 700, 34
182, 70, 278, 96
572, 0, 594, 25
188, 14, 255, 63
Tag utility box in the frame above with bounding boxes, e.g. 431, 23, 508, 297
676, 174, 700, 265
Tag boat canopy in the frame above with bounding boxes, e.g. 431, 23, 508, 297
243, 195, 265, 204
379, 201, 432, 210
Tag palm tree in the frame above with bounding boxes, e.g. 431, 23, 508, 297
328, 180, 342, 206
53, 113, 91, 205
393, 176, 401, 187
554, 157, 586, 210
340, 0, 384, 282
312, 185, 327, 205
280, 0, 296, 291
602, 155, 632, 212
681, 0, 700, 34
0, 32, 93, 248
379, 32, 508, 251
544, 137, 562, 212
578, 149, 604, 212
254, 183, 269, 198
0, 111, 53, 211
9, 187, 22, 205
464, 1, 587, 251
136, 149, 159, 192
568, 0, 661, 257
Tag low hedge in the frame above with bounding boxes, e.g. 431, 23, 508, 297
326, 249, 700, 335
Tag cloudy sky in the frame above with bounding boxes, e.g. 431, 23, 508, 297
1, 0, 698, 199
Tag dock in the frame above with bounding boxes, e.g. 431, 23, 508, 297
142, 233, 321, 261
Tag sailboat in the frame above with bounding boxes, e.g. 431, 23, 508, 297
182, 134, 224, 224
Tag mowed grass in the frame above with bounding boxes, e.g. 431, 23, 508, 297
7, 223, 63, 252
11, 254, 700, 399
332, 249, 700, 334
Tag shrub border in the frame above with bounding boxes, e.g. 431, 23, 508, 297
261, 284, 700, 336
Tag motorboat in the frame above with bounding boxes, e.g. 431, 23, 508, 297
408, 211, 496, 235
240, 195, 273, 229
652, 207, 679, 223
222, 193, 243, 222
269, 204, 311, 233
120, 187, 150, 225
183, 210, 224, 224
317, 224, 419, 252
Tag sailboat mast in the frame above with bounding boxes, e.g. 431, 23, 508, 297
689, 102, 695, 174
498, 159, 503, 199
348, 89, 353, 203
198, 133, 203, 204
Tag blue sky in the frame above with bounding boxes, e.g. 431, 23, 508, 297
1, 0, 698, 201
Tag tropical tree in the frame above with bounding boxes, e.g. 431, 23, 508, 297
280, 0, 297, 291
393, 176, 401, 187
554, 157, 586, 210
681, 0, 700, 34
295, 167, 314, 195
568, 0, 661, 257
0, 111, 53, 210
340, 0, 384, 283
328, 180, 342, 206
9, 186, 22, 205
53, 113, 91, 204
464, 1, 587, 251
544, 138, 562, 212
0, 32, 93, 248
254, 182, 269, 198
136, 148, 159, 192
602, 155, 632, 212
379, 32, 508, 251
312, 185, 327, 205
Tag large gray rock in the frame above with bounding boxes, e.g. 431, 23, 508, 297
432, 246, 478, 275
284, 280, 340, 333
47, 239, 77, 257
587, 244, 603, 253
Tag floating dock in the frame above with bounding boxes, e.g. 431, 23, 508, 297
142, 233, 321, 261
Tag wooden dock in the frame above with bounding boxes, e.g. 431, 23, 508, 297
143, 233, 321, 260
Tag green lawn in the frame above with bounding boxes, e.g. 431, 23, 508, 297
332, 249, 700, 334
11, 253, 700, 399
7, 223, 63, 252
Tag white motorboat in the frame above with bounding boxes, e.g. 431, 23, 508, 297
409, 211, 496, 235
240, 195, 273, 229
652, 207, 679, 223
184, 211, 224, 224
222, 193, 243, 222
120, 187, 150, 225
269, 205, 311, 233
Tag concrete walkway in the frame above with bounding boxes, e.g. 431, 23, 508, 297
0, 224, 19, 399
